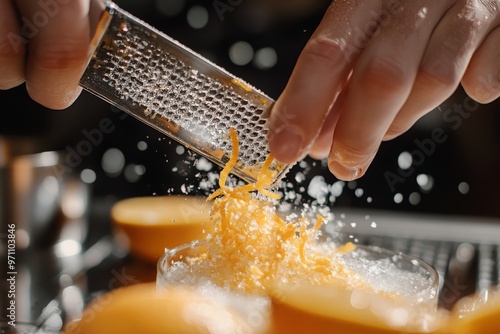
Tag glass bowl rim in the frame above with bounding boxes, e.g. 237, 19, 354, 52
157, 239, 439, 291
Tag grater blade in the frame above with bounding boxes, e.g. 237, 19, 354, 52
80, 2, 290, 185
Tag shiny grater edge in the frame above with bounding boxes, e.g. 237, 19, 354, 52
79, 2, 290, 185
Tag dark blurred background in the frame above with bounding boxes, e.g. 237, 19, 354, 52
2, 3, 500, 327
1, 0, 500, 218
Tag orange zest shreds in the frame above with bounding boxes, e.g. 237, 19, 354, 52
207, 128, 240, 201
335, 242, 356, 254
298, 225, 309, 264
220, 128, 239, 190
254, 154, 281, 199
208, 128, 281, 201
313, 215, 324, 231
183, 128, 382, 297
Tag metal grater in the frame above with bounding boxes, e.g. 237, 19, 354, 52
80, 2, 290, 184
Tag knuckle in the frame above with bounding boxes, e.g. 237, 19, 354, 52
0, 38, 24, 59
474, 0, 499, 20
303, 36, 350, 66
358, 57, 408, 98
0, 43, 25, 90
417, 61, 460, 95
33, 41, 88, 71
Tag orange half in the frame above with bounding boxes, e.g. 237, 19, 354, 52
111, 196, 213, 262
270, 283, 446, 334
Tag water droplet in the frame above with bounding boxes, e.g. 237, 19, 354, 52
394, 193, 403, 204
409, 192, 421, 205
80, 169, 96, 184
416, 174, 434, 192
186, 5, 209, 29
253, 47, 278, 70
229, 41, 254, 66
458, 182, 470, 194
176, 145, 186, 155
398, 151, 412, 170
101, 148, 125, 176
137, 141, 148, 151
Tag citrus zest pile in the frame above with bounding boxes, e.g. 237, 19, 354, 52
179, 128, 371, 295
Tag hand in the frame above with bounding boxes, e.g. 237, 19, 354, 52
268, 0, 500, 181
0, 0, 104, 109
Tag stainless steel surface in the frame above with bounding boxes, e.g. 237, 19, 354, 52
33, 236, 122, 331
1, 151, 89, 250
80, 2, 290, 185
0, 236, 124, 334
0, 148, 92, 333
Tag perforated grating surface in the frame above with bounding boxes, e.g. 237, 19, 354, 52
80, 3, 289, 184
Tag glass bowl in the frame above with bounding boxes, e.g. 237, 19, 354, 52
157, 240, 271, 332
157, 240, 438, 306
340, 245, 439, 307
157, 239, 442, 332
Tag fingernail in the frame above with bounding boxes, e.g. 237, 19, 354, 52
269, 126, 305, 163
328, 159, 361, 181
328, 150, 375, 181
474, 86, 493, 103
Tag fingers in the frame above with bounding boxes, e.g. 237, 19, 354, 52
16, 0, 93, 109
462, 25, 500, 104
268, 0, 382, 164
327, 1, 451, 180
0, 0, 26, 90
271, 0, 500, 182
386, 3, 500, 138
385, 1, 500, 140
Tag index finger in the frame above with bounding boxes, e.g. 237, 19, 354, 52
0, 0, 26, 90
16, 0, 94, 109
267, 1, 382, 164
328, 1, 452, 180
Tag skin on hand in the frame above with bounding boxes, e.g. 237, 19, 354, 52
0, 0, 104, 110
268, 0, 500, 181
